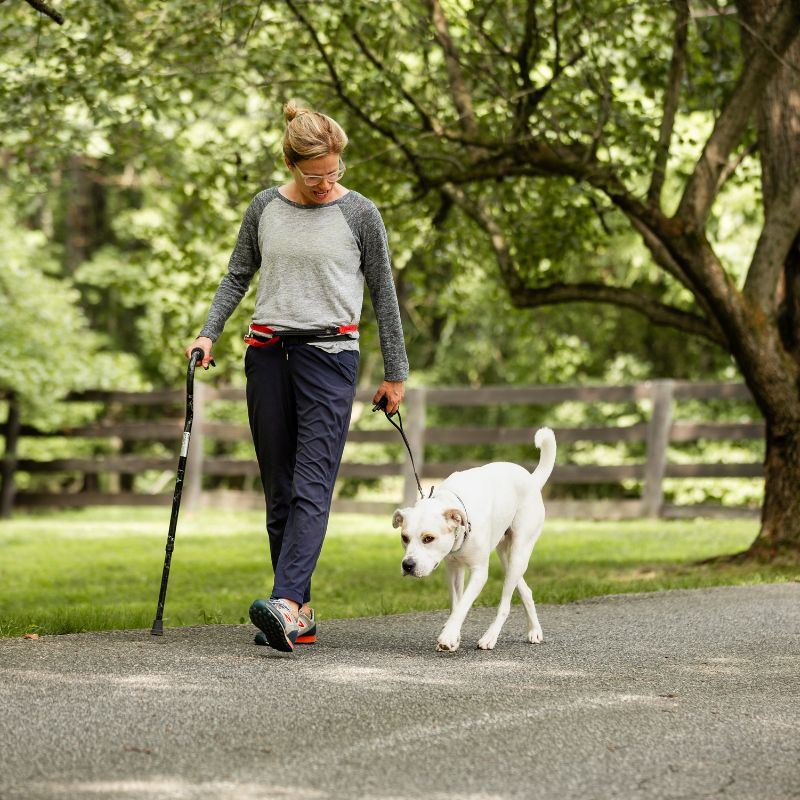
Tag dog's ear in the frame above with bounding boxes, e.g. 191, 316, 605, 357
443, 508, 465, 530
392, 509, 407, 529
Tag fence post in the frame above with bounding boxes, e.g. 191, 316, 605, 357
642, 380, 674, 518
402, 387, 427, 508
107, 400, 123, 494
1, 392, 21, 519
184, 381, 206, 511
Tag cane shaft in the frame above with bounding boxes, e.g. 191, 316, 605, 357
151, 351, 200, 635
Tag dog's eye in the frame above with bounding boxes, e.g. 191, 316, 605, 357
422, 534, 435, 544
401, 534, 410, 545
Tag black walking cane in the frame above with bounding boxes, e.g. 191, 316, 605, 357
151, 347, 214, 636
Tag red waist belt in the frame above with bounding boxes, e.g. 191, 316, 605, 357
244, 323, 359, 347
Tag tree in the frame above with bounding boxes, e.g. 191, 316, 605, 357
278, 0, 800, 560
0, 189, 141, 423
3, 1, 796, 554
0, 1, 286, 384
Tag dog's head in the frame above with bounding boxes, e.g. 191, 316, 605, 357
392, 501, 467, 578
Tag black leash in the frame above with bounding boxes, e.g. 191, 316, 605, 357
372, 397, 425, 500
373, 398, 470, 550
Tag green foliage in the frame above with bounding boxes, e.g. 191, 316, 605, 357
0, 0, 753, 389
0, 191, 141, 424
0, 0, 771, 509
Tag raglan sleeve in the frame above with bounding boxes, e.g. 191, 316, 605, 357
360, 202, 409, 381
198, 194, 263, 341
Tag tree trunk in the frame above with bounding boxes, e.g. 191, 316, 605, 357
752, 419, 800, 558
736, 0, 800, 560
721, 319, 800, 559
64, 155, 107, 273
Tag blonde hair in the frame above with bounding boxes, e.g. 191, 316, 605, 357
282, 100, 348, 164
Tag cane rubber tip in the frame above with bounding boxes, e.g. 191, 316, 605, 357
150, 620, 164, 636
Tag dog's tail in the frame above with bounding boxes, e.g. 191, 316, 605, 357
531, 427, 556, 489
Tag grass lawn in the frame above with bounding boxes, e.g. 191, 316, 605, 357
0, 507, 797, 637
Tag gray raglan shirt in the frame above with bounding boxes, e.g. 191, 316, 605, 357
199, 187, 409, 381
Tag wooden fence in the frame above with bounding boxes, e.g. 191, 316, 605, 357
0, 381, 764, 519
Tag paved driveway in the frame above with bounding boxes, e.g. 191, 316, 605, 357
1, 583, 798, 800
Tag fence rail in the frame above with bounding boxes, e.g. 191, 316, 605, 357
0, 381, 764, 519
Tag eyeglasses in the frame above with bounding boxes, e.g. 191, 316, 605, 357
292, 161, 346, 187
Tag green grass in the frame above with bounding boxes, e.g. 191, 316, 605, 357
0, 507, 797, 637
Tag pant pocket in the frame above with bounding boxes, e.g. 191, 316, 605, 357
332, 350, 359, 385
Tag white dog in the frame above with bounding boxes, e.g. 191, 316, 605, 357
392, 428, 556, 652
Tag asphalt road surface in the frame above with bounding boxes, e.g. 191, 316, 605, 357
1, 583, 798, 800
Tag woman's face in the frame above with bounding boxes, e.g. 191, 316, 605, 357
287, 152, 344, 205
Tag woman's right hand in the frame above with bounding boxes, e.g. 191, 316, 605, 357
184, 336, 215, 370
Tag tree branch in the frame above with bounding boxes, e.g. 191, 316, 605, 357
469, 5, 515, 61
677, 0, 800, 225
282, 0, 427, 183
515, 48, 586, 137
429, 137, 677, 260
552, 0, 562, 75
21, 0, 64, 25
629, 216, 728, 343
715, 140, 758, 194
241, 0, 266, 47
426, 0, 478, 137
648, 0, 690, 208
513, 0, 538, 132
350, 24, 444, 136
440, 180, 723, 345
512, 281, 725, 344
425, 121, 782, 343
440, 182, 526, 293
744, 180, 800, 312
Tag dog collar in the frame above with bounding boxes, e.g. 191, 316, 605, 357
436, 487, 471, 554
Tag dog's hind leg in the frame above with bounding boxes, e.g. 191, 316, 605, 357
495, 537, 543, 643
478, 531, 540, 650
477, 544, 522, 650
509, 509, 545, 644
516, 576, 543, 643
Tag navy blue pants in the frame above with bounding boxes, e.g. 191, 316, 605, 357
245, 342, 358, 606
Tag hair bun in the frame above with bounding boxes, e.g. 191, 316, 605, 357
284, 100, 310, 123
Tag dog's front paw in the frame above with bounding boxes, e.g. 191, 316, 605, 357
476, 632, 498, 650
436, 631, 461, 652
528, 626, 544, 644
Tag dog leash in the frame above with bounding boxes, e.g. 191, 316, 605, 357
374, 399, 471, 551
372, 397, 425, 501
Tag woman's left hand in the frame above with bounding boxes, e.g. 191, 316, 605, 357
373, 380, 405, 416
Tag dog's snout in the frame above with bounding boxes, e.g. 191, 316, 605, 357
402, 558, 416, 575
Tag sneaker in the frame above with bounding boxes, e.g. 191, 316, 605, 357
248, 598, 299, 653
254, 608, 316, 646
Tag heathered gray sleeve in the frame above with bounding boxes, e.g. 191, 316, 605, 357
198, 191, 271, 341
350, 199, 409, 381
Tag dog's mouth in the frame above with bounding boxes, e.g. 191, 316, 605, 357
402, 561, 439, 578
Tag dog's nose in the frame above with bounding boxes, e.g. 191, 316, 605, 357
402, 558, 416, 575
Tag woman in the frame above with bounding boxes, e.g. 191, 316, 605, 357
185, 101, 408, 652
